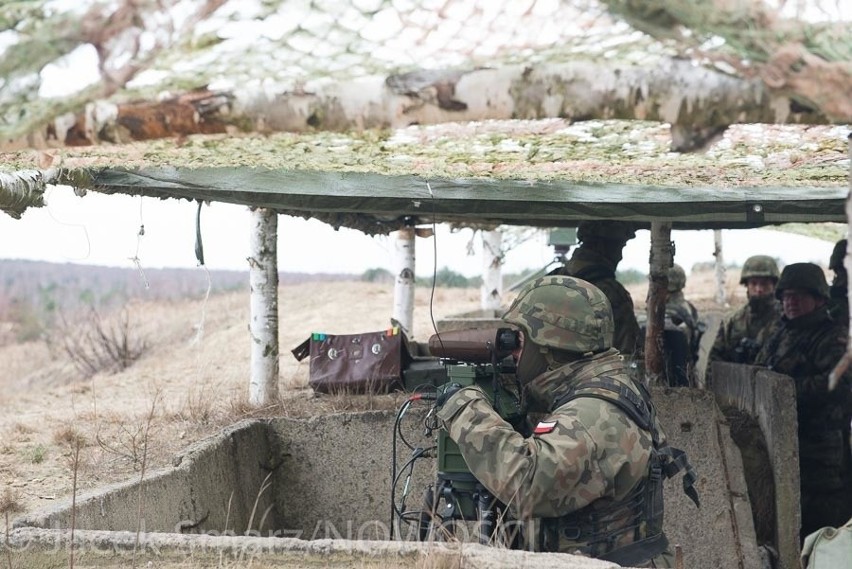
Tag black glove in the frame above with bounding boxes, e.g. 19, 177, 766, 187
436, 382, 463, 409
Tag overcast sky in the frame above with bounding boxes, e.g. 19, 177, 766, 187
0, 184, 839, 278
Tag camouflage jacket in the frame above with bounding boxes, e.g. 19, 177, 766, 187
666, 292, 700, 347
709, 295, 781, 364
436, 349, 665, 557
753, 306, 851, 489
555, 248, 640, 356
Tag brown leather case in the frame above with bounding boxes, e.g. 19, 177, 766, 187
292, 328, 408, 394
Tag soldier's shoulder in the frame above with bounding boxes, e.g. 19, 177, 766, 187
726, 304, 750, 320
556, 386, 644, 432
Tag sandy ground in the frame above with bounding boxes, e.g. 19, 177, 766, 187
0, 281, 483, 517
0, 273, 736, 520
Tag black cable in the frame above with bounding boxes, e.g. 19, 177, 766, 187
390, 394, 437, 538
390, 398, 411, 539
425, 181, 446, 358
397, 386, 437, 451
194, 199, 205, 266
391, 446, 435, 534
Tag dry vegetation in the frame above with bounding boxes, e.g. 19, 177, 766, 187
0, 272, 737, 521
0, 281, 483, 517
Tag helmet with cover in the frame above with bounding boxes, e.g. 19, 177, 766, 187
576, 220, 637, 244
502, 275, 614, 354
668, 264, 687, 293
774, 262, 830, 300
739, 255, 780, 285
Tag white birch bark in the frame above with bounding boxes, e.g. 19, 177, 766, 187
713, 229, 728, 307
392, 227, 415, 337
645, 221, 673, 385
480, 230, 503, 313
0, 170, 49, 218
5, 59, 830, 151
248, 208, 279, 406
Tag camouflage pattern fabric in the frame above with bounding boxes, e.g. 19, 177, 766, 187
667, 264, 687, 293
739, 255, 780, 284
436, 349, 673, 566
709, 295, 781, 365
753, 306, 852, 537
665, 291, 699, 347
775, 262, 830, 300
502, 275, 614, 354
552, 247, 640, 355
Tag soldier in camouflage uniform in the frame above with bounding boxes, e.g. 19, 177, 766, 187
665, 264, 701, 350
664, 264, 702, 386
436, 276, 699, 567
828, 238, 848, 324
549, 220, 640, 356
753, 263, 852, 539
709, 255, 782, 368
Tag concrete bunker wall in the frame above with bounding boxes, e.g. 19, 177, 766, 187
711, 362, 801, 569
19, 420, 276, 535
17, 391, 760, 569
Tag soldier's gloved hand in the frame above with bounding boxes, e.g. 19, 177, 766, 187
435, 382, 463, 409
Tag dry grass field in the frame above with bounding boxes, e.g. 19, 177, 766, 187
0, 271, 739, 521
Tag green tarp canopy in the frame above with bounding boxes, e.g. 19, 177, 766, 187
90, 167, 847, 233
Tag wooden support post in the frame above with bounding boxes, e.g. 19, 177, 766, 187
248, 208, 279, 406
392, 227, 416, 337
645, 221, 673, 385
481, 230, 503, 313
713, 229, 728, 307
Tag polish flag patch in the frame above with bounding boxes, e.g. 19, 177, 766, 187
533, 421, 557, 435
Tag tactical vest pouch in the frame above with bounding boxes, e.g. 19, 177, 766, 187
292, 328, 410, 394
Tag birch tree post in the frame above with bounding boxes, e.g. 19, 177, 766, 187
713, 229, 728, 307
481, 230, 503, 313
392, 227, 416, 337
248, 208, 279, 406
645, 221, 673, 385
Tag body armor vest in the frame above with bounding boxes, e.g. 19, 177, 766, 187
541, 376, 700, 566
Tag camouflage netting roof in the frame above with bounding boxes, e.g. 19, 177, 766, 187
1, 0, 850, 231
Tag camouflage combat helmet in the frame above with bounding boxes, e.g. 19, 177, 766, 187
829, 239, 847, 272
502, 275, 614, 353
576, 220, 637, 244
739, 255, 780, 285
775, 262, 830, 300
667, 263, 686, 292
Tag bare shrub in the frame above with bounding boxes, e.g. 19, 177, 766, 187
53, 427, 86, 569
58, 307, 147, 377
95, 420, 150, 469
0, 487, 23, 569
